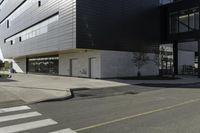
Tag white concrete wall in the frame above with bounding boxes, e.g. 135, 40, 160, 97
100, 51, 159, 78
13, 58, 26, 73
0, 47, 3, 61
59, 50, 101, 78
11, 50, 159, 78
59, 50, 159, 79
178, 50, 195, 74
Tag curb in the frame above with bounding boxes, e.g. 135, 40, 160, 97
31, 89, 74, 104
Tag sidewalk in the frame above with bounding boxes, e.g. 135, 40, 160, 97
0, 74, 129, 104
0, 88, 24, 107
0, 74, 199, 105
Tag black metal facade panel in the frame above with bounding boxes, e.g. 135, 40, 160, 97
76, 0, 161, 52
168, 31, 200, 42
167, 0, 200, 12
160, 6, 169, 43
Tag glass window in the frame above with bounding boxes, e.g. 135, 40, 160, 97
194, 12, 199, 30
5, 0, 37, 26
169, 7, 199, 34
179, 15, 188, 32
0, 0, 8, 10
5, 14, 59, 44
32, 31, 36, 38
28, 56, 59, 74
189, 13, 195, 31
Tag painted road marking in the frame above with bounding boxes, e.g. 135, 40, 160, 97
0, 112, 42, 123
75, 98, 200, 132
0, 106, 31, 114
0, 119, 58, 133
50, 128, 77, 133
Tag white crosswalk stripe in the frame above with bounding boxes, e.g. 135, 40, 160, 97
0, 105, 74, 133
0, 112, 42, 123
0, 119, 58, 133
50, 128, 77, 133
0, 106, 31, 114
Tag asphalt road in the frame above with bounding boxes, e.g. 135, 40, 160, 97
1, 86, 200, 133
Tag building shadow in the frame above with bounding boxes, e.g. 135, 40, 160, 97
0, 78, 17, 82
136, 82, 200, 89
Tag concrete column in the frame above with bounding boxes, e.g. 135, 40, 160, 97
198, 40, 200, 78
173, 41, 178, 75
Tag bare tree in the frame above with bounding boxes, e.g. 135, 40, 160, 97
132, 52, 150, 77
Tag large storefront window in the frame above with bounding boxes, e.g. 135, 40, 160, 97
169, 7, 199, 33
28, 56, 59, 74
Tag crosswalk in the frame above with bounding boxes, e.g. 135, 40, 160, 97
0, 105, 77, 133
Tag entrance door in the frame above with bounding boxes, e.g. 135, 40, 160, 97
89, 58, 98, 78
70, 59, 79, 77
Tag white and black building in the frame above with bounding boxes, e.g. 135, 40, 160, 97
1, 0, 199, 78
0, 0, 161, 78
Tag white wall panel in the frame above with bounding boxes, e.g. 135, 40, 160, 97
0, 0, 76, 58
100, 51, 159, 78
59, 50, 101, 78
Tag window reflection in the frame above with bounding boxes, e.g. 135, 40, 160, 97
28, 56, 59, 74
169, 7, 199, 34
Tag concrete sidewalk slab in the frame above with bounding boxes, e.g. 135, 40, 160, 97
0, 74, 129, 104
0, 86, 72, 104
6, 74, 129, 90
0, 74, 200, 105
0, 88, 24, 107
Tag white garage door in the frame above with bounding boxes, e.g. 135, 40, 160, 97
70, 59, 79, 77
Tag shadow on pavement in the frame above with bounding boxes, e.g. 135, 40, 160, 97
0, 78, 17, 82
69, 85, 160, 101
136, 82, 200, 89
69, 81, 200, 101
